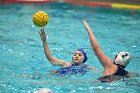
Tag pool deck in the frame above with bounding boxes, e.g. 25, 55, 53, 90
0, 0, 140, 10
0, 0, 140, 4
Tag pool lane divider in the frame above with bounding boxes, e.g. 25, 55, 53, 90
1, 0, 140, 10
64, 0, 140, 10
112, 3, 140, 10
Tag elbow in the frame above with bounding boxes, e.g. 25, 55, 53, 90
46, 56, 54, 62
47, 56, 57, 66
50, 61, 57, 66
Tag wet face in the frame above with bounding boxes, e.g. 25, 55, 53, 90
72, 51, 85, 65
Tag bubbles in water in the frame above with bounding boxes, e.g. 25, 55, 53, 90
32, 25, 35, 28
132, 46, 136, 48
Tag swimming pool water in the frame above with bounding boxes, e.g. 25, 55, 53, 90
0, 3, 140, 93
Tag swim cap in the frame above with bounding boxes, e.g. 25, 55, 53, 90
114, 52, 132, 68
76, 48, 88, 63
37, 88, 52, 93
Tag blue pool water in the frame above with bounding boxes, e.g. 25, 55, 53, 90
0, 2, 140, 93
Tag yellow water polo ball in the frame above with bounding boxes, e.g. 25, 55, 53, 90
32, 11, 49, 27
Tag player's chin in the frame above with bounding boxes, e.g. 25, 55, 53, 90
74, 60, 82, 64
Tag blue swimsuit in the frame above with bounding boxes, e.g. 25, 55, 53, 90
55, 64, 88, 75
98, 65, 128, 82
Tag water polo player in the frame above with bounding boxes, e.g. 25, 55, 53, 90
82, 20, 139, 82
39, 28, 95, 75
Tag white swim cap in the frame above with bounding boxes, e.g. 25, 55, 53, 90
37, 88, 52, 93
114, 52, 132, 67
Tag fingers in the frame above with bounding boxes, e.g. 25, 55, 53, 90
82, 20, 87, 27
82, 19, 86, 23
40, 27, 44, 32
40, 28, 45, 34
42, 27, 44, 31
83, 20, 88, 27
39, 28, 46, 39
82, 19, 85, 22
82, 19, 91, 31
39, 31, 41, 37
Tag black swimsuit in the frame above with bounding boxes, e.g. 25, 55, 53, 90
98, 65, 128, 82
114, 65, 128, 76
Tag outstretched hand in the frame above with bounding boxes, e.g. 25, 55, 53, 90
39, 28, 46, 42
82, 19, 91, 31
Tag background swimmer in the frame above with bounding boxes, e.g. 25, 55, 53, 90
82, 20, 139, 82
39, 28, 95, 75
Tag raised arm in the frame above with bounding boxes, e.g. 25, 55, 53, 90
39, 28, 71, 67
82, 20, 114, 68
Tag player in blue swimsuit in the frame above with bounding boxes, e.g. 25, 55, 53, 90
82, 20, 139, 82
39, 28, 95, 76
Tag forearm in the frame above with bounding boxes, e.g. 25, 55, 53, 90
83, 20, 99, 50
83, 20, 112, 67
87, 30, 100, 51
87, 30, 105, 63
42, 41, 66, 66
39, 29, 66, 66
87, 29, 110, 66
42, 41, 54, 62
